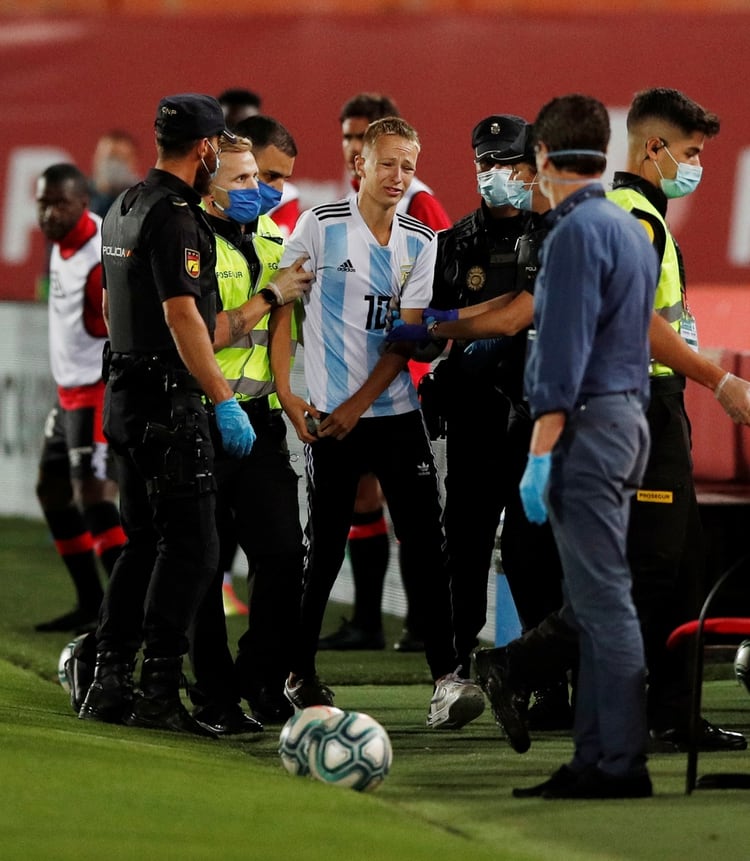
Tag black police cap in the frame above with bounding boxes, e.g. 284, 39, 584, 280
155, 93, 236, 142
472, 114, 531, 164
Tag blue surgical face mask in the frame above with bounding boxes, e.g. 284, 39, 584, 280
212, 185, 262, 224
476, 168, 512, 208
656, 146, 703, 198
257, 181, 283, 215
506, 177, 536, 211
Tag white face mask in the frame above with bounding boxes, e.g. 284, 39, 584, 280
535, 154, 554, 202
202, 140, 221, 180
476, 168, 512, 208
655, 145, 703, 198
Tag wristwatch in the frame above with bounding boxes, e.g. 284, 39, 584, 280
259, 287, 278, 307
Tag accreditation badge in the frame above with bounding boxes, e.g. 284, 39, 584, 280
680, 311, 699, 352
185, 249, 200, 279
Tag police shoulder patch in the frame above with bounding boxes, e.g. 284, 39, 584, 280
185, 249, 200, 279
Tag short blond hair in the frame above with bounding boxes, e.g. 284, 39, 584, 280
218, 134, 253, 154
362, 117, 421, 154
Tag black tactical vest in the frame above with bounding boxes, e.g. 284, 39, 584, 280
102, 182, 217, 357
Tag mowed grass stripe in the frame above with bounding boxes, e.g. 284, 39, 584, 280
5, 517, 750, 860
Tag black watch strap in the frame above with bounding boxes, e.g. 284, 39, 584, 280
259, 287, 278, 307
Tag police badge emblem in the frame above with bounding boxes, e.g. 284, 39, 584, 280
466, 265, 486, 291
185, 249, 200, 279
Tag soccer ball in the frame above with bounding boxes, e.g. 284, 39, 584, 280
278, 706, 343, 776
307, 710, 392, 792
57, 633, 88, 692
734, 640, 750, 695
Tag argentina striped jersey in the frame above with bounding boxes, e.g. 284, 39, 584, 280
281, 197, 436, 417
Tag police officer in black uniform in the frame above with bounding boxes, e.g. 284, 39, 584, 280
426, 117, 562, 685
394, 118, 569, 729
78, 94, 256, 737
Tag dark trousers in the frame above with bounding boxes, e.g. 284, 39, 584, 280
444, 377, 509, 673
444, 380, 564, 674
294, 410, 456, 682
498, 404, 565, 633
628, 384, 705, 730
99, 382, 218, 659
189, 410, 304, 705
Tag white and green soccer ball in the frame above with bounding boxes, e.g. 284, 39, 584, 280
306, 710, 392, 792
278, 705, 343, 776
734, 639, 750, 695
57, 634, 87, 692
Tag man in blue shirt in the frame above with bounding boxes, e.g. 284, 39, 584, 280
515, 94, 658, 799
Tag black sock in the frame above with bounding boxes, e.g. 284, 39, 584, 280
83, 501, 126, 577
45, 505, 103, 610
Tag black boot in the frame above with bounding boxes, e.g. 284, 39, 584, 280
78, 650, 136, 724
124, 657, 217, 738
527, 680, 573, 731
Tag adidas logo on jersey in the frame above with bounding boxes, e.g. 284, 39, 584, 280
337, 259, 356, 272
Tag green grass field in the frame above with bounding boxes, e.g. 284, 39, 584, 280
3, 516, 750, 860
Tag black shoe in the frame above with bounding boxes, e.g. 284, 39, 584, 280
284, 675, 335, 710
246, 686, 294, 725
473, 646, 530, 753
193, 703, 263, 738
393, 628, 425, 653
542, 766, 653, 800
123, 656, 217, 738
36, 606, 98, 633
318, 618, 385, 651
650, 718, 748, 753
473, 646, 497, 689
125, 693, 218, 738
78, 650, 136, 725
527, 682, 573, 731
513, 764, 580, 798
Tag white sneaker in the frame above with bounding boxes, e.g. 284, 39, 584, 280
427, 672, 486, 729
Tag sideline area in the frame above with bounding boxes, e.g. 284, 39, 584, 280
3, 517, 750, 860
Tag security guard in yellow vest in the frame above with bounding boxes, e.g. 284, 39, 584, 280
606, 88, 749, 750
188, 135, 314, 734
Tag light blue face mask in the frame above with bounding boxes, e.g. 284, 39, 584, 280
257, 181, 283, 215
506, 178, 536, 211
657, 146, 703, 198
476, 168, 512, 208
212, 186, 262, 224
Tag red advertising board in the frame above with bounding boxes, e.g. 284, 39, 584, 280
2, 12, 748, 343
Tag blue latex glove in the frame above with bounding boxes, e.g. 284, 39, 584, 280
519, 452, 551, 524
385, 319, 431, 343
423, 307, 458, 323
214, 398, 256, 458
